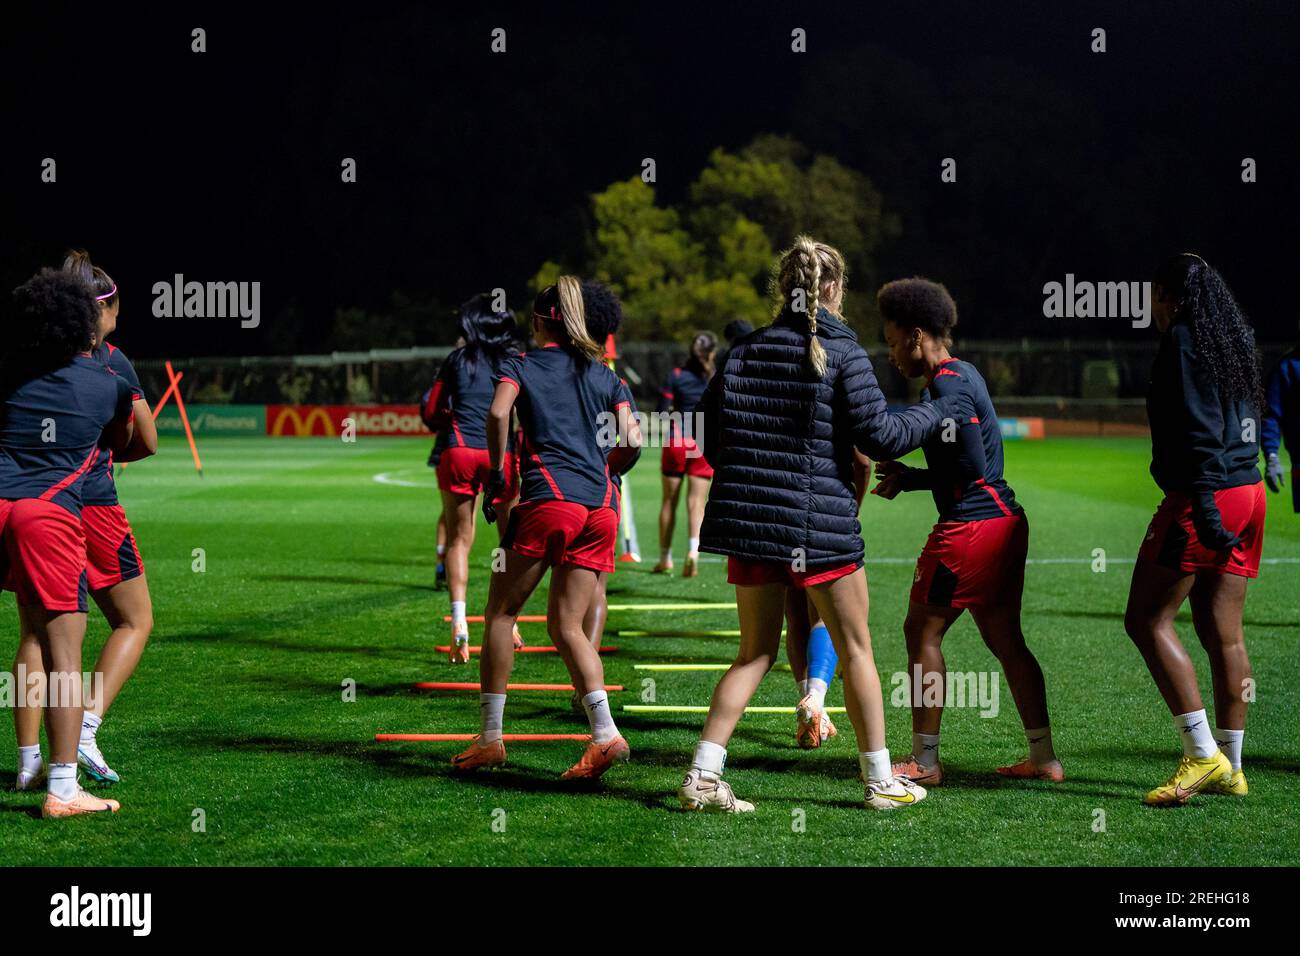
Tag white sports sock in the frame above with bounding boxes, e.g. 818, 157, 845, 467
859, 748, 893, 785
81, 711, 103, 745
48, 763, 77, 801
805, 677, 828, 712
1214, 728, 1244, 772
451, 601, 467, 627
660, 548, 673, 564
686, 537, 700, 557
436, 544, 446, 558
18, 744, 42, 777
794, 678, 808, 702
1174, 709, 1217, 758
581, 691, 618, 744
691, 740, 727, 776
479, 693, 506, 744
1025, 726, 1057, 765
913, 732, 941, 769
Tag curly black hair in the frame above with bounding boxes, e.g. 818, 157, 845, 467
580, 280, 624, 341
1154, 254, 1262, 409
877, 277, 959, 343
2, 269, 97, 394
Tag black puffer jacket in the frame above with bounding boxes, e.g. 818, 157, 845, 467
698, 308, 956, 566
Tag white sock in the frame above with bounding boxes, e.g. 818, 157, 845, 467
436, 544, 446, 558
1214, 728, 1244, 772
48, 762, 78, 801
1174, 709, 1217, 758
805, 677, 828, 712
479, 693, 506, 743
18, 744, 42, 777
451, 601, 467, 627
913, 732, 941, 769
1025, 726, 1057, 765
660, 548, 672, 564
687, 537, 700, 557
859, 748, 893, 785
691, 740, 727, 776
582, 690, 618, 744
81, 711, 103, 745
794, 679, 808, 704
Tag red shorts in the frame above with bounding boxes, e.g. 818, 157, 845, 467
1137, 482, 1266, 578
661, 434, 714, 479
911, 513, 1029, 608
727, 556, 861, 588
0, 499, 88, 612
436, 447, 518, 503
503, 500, 618, 573
81, 503, 145, 592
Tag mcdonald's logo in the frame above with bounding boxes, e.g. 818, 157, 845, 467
268, 406, 336, 437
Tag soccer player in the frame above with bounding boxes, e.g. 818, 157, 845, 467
1261, 325, 1298, 513
872, 277, 1062, 786
652, 332, 716, 577
1, 269, 136, 817
429, 431, 450, 590
675, 237, 960, 812
451, 277, 642, 780
421, 297, 523, 662
1125, 253, 1265, 806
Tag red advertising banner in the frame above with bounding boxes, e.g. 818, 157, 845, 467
266, 405, 428, 437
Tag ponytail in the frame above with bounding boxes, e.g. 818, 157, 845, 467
533, 276, 604, 362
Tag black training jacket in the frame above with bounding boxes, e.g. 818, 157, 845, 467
698, 308, 954, 566
1147, 321, 1261, 494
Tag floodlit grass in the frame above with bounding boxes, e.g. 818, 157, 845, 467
1, 436, 1296, 865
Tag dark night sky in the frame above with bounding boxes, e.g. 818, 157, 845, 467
3, 1, 1296, 358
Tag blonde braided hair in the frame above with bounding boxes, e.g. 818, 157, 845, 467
773, 235, 846, 378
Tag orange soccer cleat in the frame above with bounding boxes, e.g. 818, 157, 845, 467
560, 735, 630, 780
451, 737, 507, 772
891, 755, 945, 786
42, 788, 120, 819
997, 758, 1065, 782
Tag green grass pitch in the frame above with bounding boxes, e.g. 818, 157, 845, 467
1, 435, 1297, 866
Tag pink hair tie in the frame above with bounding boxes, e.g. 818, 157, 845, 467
95, 284, 117, 301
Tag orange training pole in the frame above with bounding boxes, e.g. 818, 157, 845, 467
166, 361, 203, 476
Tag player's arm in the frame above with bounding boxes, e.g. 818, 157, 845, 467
1172, 328, 1237, 549
1262, 360, 1286, 491
486, 381, 517, 472
851, 450, 872, 504
114, 397, 158, 462
105, 379, 136, 457
839, 345, 957, 459
420, 362, 454, 430
608, 393, 644, 474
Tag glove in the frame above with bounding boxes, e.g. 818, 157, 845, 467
1191, 491, 1241, 553
481, 469, 506, 524
1265, 453, 1285, 493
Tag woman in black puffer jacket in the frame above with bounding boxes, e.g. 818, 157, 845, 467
676, 236, 959, 814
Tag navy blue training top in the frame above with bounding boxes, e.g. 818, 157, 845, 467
911, 358, 1022, 521
82, 342, 145, 507
0, 355, 135, 515
1147, 322, 1261, 494
423, 346, 518, 451
656, 363, 711, 420
495, 344, 631, 511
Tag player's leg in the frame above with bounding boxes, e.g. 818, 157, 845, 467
787, 591, 838, 748
892, 602, 961, 785
78, 574, 153, 783
491, 451, 524, 649
550, 562, 629, 779
451, 546, 548, 771
441, 489, 477, 662
435, 509, 448, 591
784, 588, 812, 743
35, 607, 118, 816
970, 603, 1063, 782
583, 571, 609, 650
1124, 559, 1229, 805
1189, 571, 1252, 796
807, 568, 927, 810
12, 610, 45, 790
679, 581, 784, 811
654, 474, 682, 572
681, 474, 710, 577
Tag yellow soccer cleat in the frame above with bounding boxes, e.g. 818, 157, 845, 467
1143, 752, 1232, 806
1203, 768, 1248, 796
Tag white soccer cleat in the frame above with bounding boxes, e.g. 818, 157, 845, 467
678, 769, 755, 813
78, 741, 121, 784
864, 776, 927, 810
